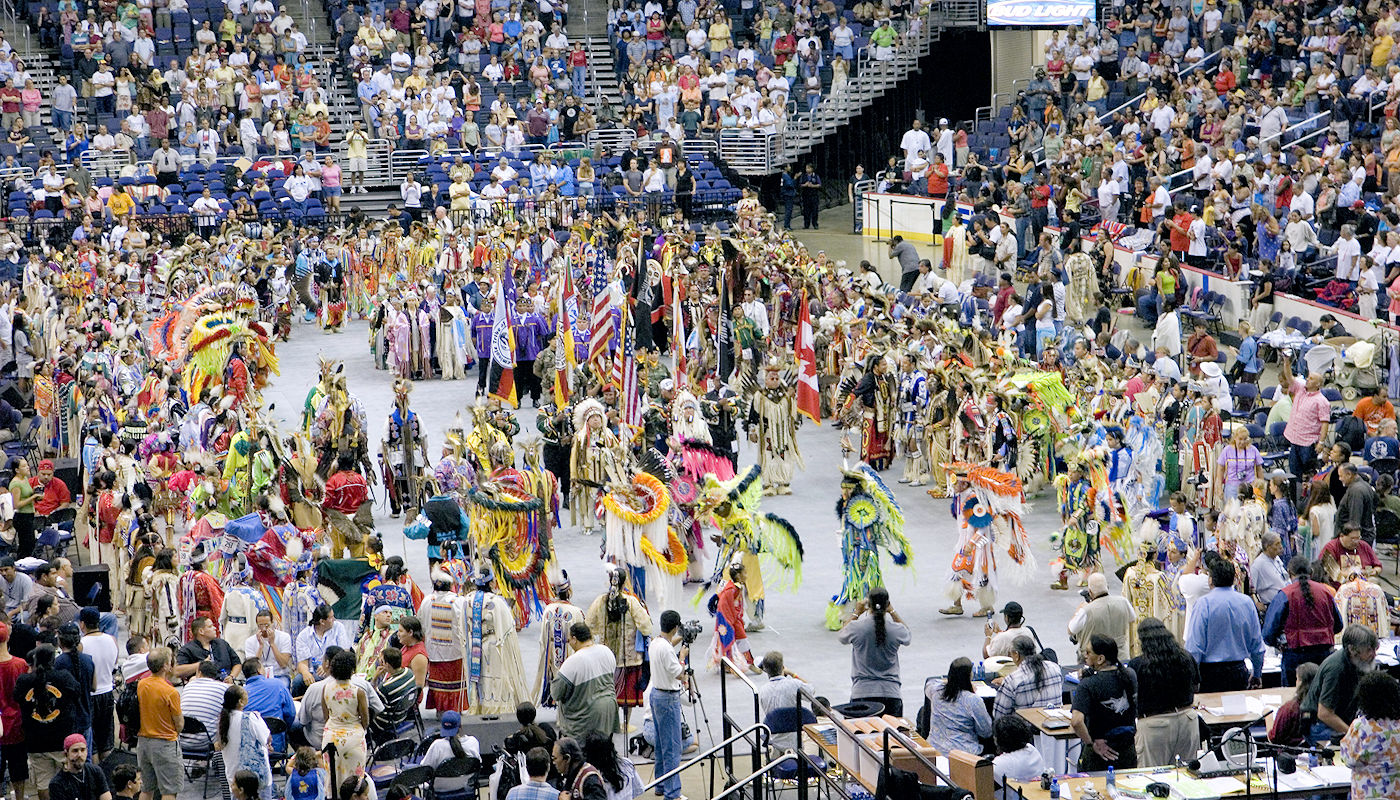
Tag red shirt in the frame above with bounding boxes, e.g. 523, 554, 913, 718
569, 49, 587, 67
1031, 184, 1051, 209
1169, 212, 1192, 252
0, 655, 27, 745
32, 476, 70, 516
323, 470, 368, 515
0, 88, 19, 114
927, 163, 949, 196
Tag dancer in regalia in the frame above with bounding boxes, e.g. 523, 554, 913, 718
825, 465, 912, 630
939, 463, 1036, 617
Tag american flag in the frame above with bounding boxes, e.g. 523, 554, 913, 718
617, 305, 641, 426
586, 247, 613, 369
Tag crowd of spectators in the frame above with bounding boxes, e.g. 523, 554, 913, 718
865, 0, 1400, 321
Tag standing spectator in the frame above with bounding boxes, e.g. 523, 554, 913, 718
51, 75, 76, 132
0, 622, 26, 800
836, 588, 911, 718
215, 685, 271, 799
779, 164, 797, 230
1280, 353, 1332, 485
1067, 572, 1134, 658
1336, 464, 1378, 546
1340, 671, 1400, 800
1070, 634, 1138, 771
1263, 556, 1343, 686
18, 645, 81, 800
889, 235, 920, 293
78, 608, 119, 761
1249, 532, 1290, 610
796, 163, 822, 230
646, 611, 685, 800
550, 623, 617, 740
1186, 559, 1265, 692
1126, 618, 1199, 768
1303, 624, 1378, 743
923, 657, 993, 754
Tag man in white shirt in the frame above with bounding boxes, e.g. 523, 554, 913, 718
1191, 145, 1213, 194
293, 603, 354, 695
420, 711, 482, 791
1335, 224, 1363, 282
1187, 208, 1209, 267
243, 609, 294, 680
1148, 177, 1172, 223
1097, 169, 1120, 224
647, 612, 687, 800
740, 286, 770, 336
79, 607, 120, 758
934, 118, 954, 166
899, 119, 931, 170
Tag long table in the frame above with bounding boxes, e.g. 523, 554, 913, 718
1004, 761, 1352, 800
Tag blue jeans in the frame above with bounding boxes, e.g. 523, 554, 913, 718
572, 65, 586, 95
650, 688, 683, 800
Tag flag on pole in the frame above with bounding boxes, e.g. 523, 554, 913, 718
554, 268, 578, 407
717, 264, 733, 380
489, 275, 518, 408
611, 302, 628, 390
618, 305, 641, 427
794, 288, 821, 425
587, 249, 613, 369
672, 275, 687, 388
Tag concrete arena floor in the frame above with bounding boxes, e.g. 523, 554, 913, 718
256, 204, 1089, 754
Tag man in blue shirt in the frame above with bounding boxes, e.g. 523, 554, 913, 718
1186, 559, 1265, 692
242, 656, 295, 753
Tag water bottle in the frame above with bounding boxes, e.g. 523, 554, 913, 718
1106, 766, 1116, 795
975, 660, 984, 682
1308, 751, 1318, 770
1050, 778, 1061, 799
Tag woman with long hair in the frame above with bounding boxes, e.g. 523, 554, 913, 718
993, 636, 1063, 719
1341, 671, 1400, 799
146, 548, 182, 648
1263, 555, 1342, 686
582, 731, 643, 800
8, 458, 34, 560
924, 657, 993, 754
218, 685, 272, 800
1299, 479, 1336, 561
1270, 661, 1320, 746
321, 650, 371, 790
1126, 618, 1200, 767
837, 587, 911, 717
15, 644, 81, 777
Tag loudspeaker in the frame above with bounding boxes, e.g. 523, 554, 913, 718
0, 382, 23, 410
72, 564, 112, 612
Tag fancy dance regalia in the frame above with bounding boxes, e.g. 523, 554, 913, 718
826, 465, 912, 630
465, 441, 557, 626
404, 494, 471, 566
600, 470, 687, 613
940, 464, 1036, 617
670, 390, 729, 582
697, 465, 804, 629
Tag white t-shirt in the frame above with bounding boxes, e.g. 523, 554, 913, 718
82, 632, 121, 694
1188, 218, 1208, 257
243, 629, 295, 678
1335, 236, 1362, 280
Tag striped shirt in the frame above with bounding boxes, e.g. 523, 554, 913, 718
179, 677, 228, 748
992, 661, 1064, 719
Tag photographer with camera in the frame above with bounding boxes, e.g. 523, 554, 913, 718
647, 611, 688, 800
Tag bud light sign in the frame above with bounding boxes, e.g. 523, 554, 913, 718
987, 0, 1096, 27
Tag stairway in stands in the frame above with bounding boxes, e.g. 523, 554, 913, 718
778, 16, 943, 167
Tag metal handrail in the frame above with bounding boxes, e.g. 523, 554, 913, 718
709, 754, 799, 800
639, 722, 773, 793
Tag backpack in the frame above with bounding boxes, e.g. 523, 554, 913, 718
115, 679, 141, 748
494, 748, 523, 800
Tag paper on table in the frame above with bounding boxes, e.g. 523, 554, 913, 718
1044, 708, 1071, 719
974, 683, 998, 698
1261, 694, 1283, 706
1221, 694, 1248, 716
1309, 765, 1353, 783
1200, 776, 1247, 794
1274, 770, 1327, 790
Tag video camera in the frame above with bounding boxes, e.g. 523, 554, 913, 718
679, 619, 705, 646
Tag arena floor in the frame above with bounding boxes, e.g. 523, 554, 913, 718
255, 206, 1090, 744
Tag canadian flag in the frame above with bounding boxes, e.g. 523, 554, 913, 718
795, 288, 821, 425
